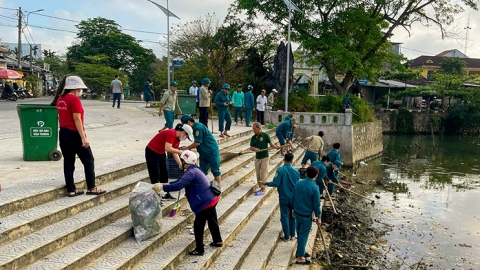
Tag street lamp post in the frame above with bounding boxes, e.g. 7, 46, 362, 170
146, 0, 179, 86
17, 8, 43, 69
282, 0, 301, 112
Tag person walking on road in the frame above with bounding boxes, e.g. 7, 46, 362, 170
244, 85, 255, 127
159, 81, 182, 131
256, 89, 268, 125
145, 123, 194, 200
232, 84, 244, 125
214, 84, 233, 138
111, 74, 123, 108
268, 89, 277, 111
250, 122, 279, 196
152, 150, 223, 256
180, 115, 222, 184
54, 76, 106, 197
299, 131, 325, 168
292, 166, 322, 265
143, 79, 154, 108
264, 152, 299, 241
199, 78, 212, 127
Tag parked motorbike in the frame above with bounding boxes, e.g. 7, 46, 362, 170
14, 89, 25, 100
24, 89, 34, 98
81, 89, 88, 99
0, 91, 18, 101
81, 89, 97, 99
48, 88, 57, 96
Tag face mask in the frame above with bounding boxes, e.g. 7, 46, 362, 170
76, 90, 82, 97
179, 135, 187, 141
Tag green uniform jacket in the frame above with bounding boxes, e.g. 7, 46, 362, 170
276, 120, 293, 139
266, 163, 300, 201
292, 178, 321, 218
311, 161, 329, 186
327, 149, 341, 164
193, 122, 219, 155
215, 92, 232, 111
326, 163, 339, 183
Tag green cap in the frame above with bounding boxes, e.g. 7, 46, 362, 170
170, 81, 179, 87
222, 83, 231, 90
180, 114, 194, 124
237, 84, 242, 87
201, 78, 211, 85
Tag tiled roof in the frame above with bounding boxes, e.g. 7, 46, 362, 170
411, 55, 480, 69
435, 50, 454, 57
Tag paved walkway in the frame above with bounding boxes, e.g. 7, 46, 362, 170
1, 99, 255, 187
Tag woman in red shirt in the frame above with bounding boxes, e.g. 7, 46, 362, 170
52, 76, 106, 197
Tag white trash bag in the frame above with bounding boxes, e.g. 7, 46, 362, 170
129, 181, 162, 242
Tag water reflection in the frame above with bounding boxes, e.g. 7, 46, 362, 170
360, 135, 480, 269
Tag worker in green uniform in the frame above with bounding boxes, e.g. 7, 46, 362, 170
326, 160, 342, 196
276, 118, 296, 156
158, 81, 182, 131
311, 155, 330, 196
284, 109, 296, 143
180, 115, 222, 184
214, 83, 233, 138
292, 166, 322, 265
264, 153, 299, 241
327, 143, 341, 164
341, 93, 356, 112
250, 122, 279, 196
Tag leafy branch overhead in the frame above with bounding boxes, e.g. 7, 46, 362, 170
234, 0, 479, 95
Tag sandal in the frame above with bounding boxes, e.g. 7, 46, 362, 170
295, 259, 311, 265
219, 134, 225, 138
279, 236, 289, 242
223, 133, 231, 137
188, 250, 204, 256
86, 187, 106, 195
68, 190, 84, 197
209, 242, 223, 247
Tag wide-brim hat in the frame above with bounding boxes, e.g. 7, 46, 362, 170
201, 78, 211, 85
64, 76, 88, 90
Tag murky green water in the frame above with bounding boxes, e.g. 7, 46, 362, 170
357, 135, 480, 269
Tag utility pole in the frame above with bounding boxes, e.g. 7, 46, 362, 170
464, 13, 471, 55
17, 7, 22, 69
29, 45, 33, 71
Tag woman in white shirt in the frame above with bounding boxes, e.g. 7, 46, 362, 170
256, 89, 268, 125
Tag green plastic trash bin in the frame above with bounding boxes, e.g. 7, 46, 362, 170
174, 94, 197, 118
17, 104, 62, 161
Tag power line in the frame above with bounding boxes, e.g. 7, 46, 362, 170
401, 46, 436, 55
0, 6, 18, 11
0, 14, 17, 21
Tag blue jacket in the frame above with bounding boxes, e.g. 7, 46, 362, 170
163, 165, 216, 215
215, 92, 231, 111
327, 150, 341, 164
292, 178, 321, 218
196, 87, 201, 102
244, 91, 255, 109
326, 163, 339, 183
266, 163, 299, 201
311, 160, 328, 187
276, 120, 293, 139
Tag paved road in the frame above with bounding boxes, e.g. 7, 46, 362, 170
0, 98, 253, 187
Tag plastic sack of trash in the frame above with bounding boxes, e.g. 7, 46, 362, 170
129, 181, 162, 242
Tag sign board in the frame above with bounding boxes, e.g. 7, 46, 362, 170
172, 59, 184, 68
43, 63, 50, 71
358, 79, 368, 85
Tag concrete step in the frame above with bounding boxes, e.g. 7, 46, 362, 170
238, 211, 283, 270
23, 147, 289, 270
1, 141, 276, 269
0, 128, 268, 219
134, 148, 305, 270
88, 148, 302, 270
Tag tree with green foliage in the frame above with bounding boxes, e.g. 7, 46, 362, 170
74, 63, 126, 93
235, 0, 480, 95
438, 57, 466, 75
66, 17, 156, 92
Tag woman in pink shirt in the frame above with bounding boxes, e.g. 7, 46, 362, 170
52, 76, 106, 197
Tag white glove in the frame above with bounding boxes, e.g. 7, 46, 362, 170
152, 183, 163, 193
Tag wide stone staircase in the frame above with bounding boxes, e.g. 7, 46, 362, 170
0, 127, 323, 270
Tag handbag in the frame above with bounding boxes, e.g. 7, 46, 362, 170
210, 180, 222, 196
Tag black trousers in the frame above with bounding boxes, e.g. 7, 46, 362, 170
59, 128, 96, 192
199, 107, 209, 127
145, 146, 169, 184
194, 204, 223, 253
257, 110, 265, 125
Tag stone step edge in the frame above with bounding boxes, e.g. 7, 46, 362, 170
133, 148, 305, 270
87, 149, 301, 270
287, 225, 319, 270
0, 128, 266, 219
205, 194, 280, 270
238, 211, 283, 270
0, 135, 260, 248
24, 148, 289, 270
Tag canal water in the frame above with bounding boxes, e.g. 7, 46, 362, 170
355, 135, 480, 269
